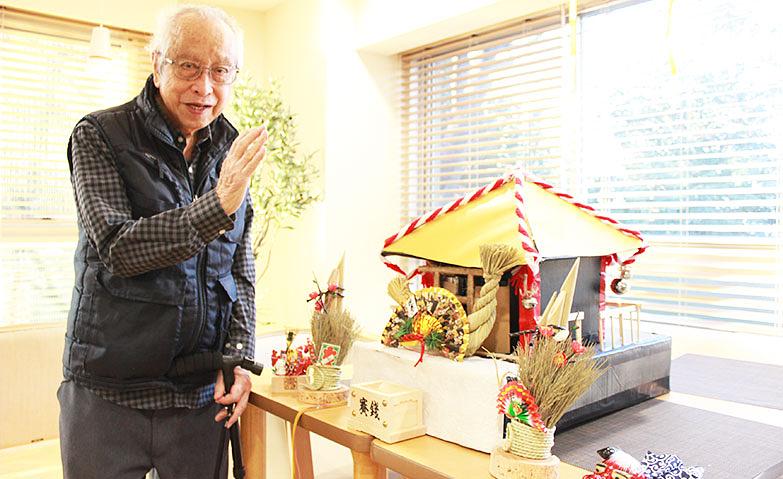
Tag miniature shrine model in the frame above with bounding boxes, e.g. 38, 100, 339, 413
352, 174, 671, 453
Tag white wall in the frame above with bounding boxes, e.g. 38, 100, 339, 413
5, 1, 266, 80
250, 0, 327, 329
255, 0, 564, 338
355, 0, 563, 53
254, 0, 401, 335
3, 0, 171, 31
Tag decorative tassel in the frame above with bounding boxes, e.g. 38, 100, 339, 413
399, 333, 425, 367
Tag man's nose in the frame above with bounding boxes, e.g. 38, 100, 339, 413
191, 68, 214, 95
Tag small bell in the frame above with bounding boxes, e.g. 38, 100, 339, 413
610, 278, 629, 295
517, 273, 539, 310
620, 266, 632, 280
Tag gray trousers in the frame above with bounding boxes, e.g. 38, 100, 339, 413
58, 381, 228, 479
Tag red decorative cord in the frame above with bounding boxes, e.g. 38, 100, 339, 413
399, 333, 425, 367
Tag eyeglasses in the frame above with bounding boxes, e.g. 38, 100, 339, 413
162, 57, 239, 85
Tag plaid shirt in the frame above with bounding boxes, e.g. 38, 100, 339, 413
69, 113, 256, 410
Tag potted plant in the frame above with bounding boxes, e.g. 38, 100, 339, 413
227, 79, 319, 264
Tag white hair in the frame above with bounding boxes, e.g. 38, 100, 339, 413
148, 4, 244, 70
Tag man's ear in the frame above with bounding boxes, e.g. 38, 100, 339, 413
152, 51, 161, 87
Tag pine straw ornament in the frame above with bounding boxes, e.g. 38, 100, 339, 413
493, 327, 604, 464
309, 256, 359, 367
515, 326, 605, 430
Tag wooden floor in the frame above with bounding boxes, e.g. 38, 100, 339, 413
2, 322, 781, 478
0, 440, 62, 478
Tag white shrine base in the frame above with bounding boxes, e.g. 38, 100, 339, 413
351, 341, 517, 453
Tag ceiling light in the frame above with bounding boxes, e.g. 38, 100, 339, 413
89, 25, 111, 60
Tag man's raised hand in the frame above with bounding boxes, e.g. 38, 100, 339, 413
216, 126, 268, 215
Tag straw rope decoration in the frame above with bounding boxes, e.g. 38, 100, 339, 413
465, 244, 524, 356
387, 276, 413, 306
506, 420, 555, 460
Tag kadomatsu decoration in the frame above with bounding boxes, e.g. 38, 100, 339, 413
490, 283, 605, 479
301, 256, 359, 401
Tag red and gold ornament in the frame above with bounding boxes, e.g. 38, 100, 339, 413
496, 380, 546, 432
553, 352, 568, 368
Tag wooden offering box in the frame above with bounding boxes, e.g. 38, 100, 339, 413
348, 381, 426, 444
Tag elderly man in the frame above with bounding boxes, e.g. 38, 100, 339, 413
59, 6, 264, 478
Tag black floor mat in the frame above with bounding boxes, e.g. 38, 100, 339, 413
553, 399, 783, 479
671, 354, 783, 410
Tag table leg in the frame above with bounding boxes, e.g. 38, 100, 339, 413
240, 404, 266, 479
351, 450, 385, 479
292, 427, 314, 479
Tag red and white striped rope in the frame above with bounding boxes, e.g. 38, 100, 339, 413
513, 176, 540, 275
523, 175, 647, 266
383, 177, 507, 248
382, 173, 646, 270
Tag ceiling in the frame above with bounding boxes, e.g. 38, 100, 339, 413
207, 0, 287, 12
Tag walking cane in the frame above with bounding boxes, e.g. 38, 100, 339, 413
167, 351, 264, 479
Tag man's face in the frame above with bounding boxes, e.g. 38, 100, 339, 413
153, 18, 237, 138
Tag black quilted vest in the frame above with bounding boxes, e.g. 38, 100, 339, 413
62, 76, 244, 392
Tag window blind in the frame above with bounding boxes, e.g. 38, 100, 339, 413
400, 12, 566, 222
579, 0, 783, 329
0, 7, 151, 325
400, 0, 783, 331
